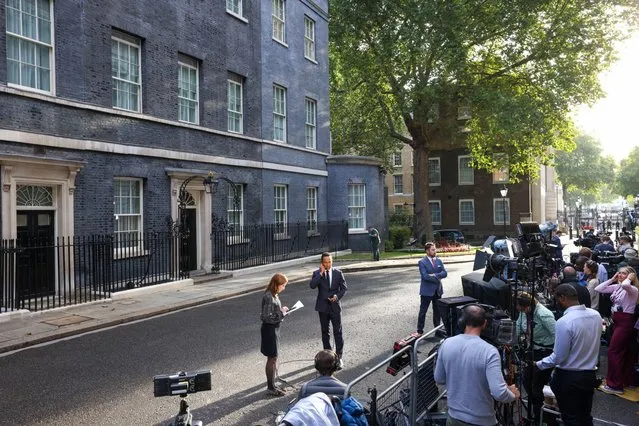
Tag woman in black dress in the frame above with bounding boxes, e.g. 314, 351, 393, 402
261, 272, 289, 396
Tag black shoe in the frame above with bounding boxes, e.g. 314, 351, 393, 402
435, 329, 447, 339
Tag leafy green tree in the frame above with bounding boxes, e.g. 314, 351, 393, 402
330, 0, 637, 239
615, 146, 639, 197
555, 134, 617, 206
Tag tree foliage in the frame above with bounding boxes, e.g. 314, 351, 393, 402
330, 0, 638, 238
554, 134, 617, 205
615, 146, 639, 197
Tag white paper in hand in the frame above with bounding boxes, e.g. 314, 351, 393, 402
285, 300, 304, 316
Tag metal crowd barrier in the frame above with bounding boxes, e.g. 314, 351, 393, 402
343, 326, 447, 426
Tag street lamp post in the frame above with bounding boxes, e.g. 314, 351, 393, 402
575, 197, 582, 237
500, 186, 508, 237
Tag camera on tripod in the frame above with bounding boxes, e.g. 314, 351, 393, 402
154, 370, 212, 426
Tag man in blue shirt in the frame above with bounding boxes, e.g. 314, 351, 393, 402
536, 284, 601, 426
593, 235, 615, 253
435, 304, 520, 425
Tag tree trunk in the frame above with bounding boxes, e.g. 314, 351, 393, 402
411, 141, 432, 242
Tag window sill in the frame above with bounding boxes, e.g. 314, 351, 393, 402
459, 222, 475, 226
458, 182, 474, 186
272, 38, 289, 48
226, 10, 248, 23
429, 183, 441, 187
307, 231, 320, 237
113, 249, 149, 260
227, 237, 250, 245
179, 118, 199, 126
348, 229, 368, 235
305, 56, 318, 64
7, 82, 54, 97
113, 105, 141, 114
274, 234, 290, 241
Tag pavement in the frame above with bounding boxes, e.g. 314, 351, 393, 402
0, 250, 476, 355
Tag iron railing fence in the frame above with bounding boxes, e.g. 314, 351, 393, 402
1, 232, 181, 312
211, 220, 349, 271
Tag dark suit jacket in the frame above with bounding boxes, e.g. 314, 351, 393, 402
418, 256, 448, 297
310, 268, 347, 313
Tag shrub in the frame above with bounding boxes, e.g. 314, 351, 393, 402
389, 226, 411, 249
384, 240, 395, 251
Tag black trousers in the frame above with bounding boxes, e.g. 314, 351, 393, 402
550, 368, 597, 426
319, 310, 343, 355
417, 294, 441, 334
523, 349, 553, 420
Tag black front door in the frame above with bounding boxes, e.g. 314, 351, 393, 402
16, 211, 55, 298
184, 209, 198, 271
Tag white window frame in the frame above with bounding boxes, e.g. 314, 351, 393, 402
274, 185, 288, 236
393, 174, 403, 195
393, 152, 402, 167
305, 97, 317, 149
112, 36, 141, 112
429, 200, 442, 225
306, 187, 318, 233
459, 199, 475, 225
273, 85, 287, 142
348, 184, 366, 231
228, 78, 243, 133
428, 157, 441, 186
226, 0, 243, 17
227, 184, 244, 240
493, 153, 509, 184
6, 0, 54, 94
114, 178, 143, 253
178, 61, 199, 124
272, 0, 286, 45
304, 15, 316, 61
493, 198, 511, 225
458, 155, 474, 185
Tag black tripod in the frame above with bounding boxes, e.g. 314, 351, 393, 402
170, 396, 202, 426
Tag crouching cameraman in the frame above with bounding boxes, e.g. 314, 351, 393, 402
515, 292, 556, 421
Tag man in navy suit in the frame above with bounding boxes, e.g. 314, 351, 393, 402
310, 252, 348, 369
417, 242, 448, 336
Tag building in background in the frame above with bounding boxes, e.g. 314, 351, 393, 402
386, 144, 561, 243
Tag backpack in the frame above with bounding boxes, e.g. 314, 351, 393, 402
340, 396, 369, 426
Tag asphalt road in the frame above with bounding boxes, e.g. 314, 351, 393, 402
0, 262, 635, 425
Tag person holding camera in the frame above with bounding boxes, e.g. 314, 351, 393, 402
298, 350, 348, 400
536, 284, 602, 426
617, 235, 633, 254
515, 292, 556, 421
595, 266, 639, 395
261, 273, 289, 396
434, 304, 520, 426
594, 235, 615, 253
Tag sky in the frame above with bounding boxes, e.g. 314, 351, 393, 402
573, 33, 639, 163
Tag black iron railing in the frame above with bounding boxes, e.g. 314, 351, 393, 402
1, 232, 181, 312
211, 220, 349, 271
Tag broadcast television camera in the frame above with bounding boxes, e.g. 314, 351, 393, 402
154, 370, 212, 426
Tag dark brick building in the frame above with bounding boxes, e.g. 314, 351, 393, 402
387, 145, 562, 243
0, 0, 384, 294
